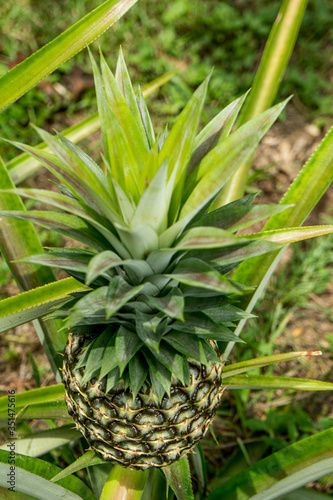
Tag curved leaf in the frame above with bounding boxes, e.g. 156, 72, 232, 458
0, 0, 138, 111
0, 157, 66, 377
224, 126, 333, 360
0, 278, 88, 333
51, 451, 104, 482
0, 450, 96, 500
223, 351, 322, 378
163, 456, 194, 500
0, 425, 80, 457
7, 70, 178, 185
208, 429, 333, 500
0, 385, 66, 420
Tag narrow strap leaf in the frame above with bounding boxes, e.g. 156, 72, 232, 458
0, 450, 96, 500
163, 456, 194, 500
0, 0, 139, 112
51, 451, 104, 482
0, 278, 87, 333
223, 351, 323, 378
188, 90, 249, 173
116, 47, 148, 147
0, 210, 111, 251
226, 374, 333, 391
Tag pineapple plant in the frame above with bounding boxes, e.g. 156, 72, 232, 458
0, 48, 332, 474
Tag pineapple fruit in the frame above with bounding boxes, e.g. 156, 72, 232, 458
2, 50, 296, 469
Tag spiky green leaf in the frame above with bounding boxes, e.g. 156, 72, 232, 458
165, 258, 242, 293
115, 326, 143, 375
86, 250, 122, 285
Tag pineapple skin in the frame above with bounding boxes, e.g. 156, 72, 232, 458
63, 332, 225, 469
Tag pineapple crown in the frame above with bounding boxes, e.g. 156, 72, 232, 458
1, 49, 292, 401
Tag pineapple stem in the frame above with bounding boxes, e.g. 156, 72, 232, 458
100, 465, 149, 500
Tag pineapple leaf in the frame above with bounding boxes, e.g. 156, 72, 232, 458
129, 354, 149, 400
139, 140, 159, 192
55, 131, 107, 186
165, 332, 207, 364
106, 276, 145, 319
185, 98, 289, 197
190, 203, 293, 233
172, 312, 245, 343
158, 77, 210, 223
115, 326, 143, 375
121, 259, 154, 285
115, 223, 159, 259
148, 342, 185, 384
0, 186, 129, 256
175, 226, 247, 250
32, 127, 119, 223
136, 86, 156, 149
184, 294, 227, 312
136, 312, 165, 351
165, 258, 242, 293
131, 160, 169, 233
158, 125, 169, 151
195, 330, 245, 343
145, 352, 172, 398
51, 451, 104, 482
146, 248, 177, 274
75, 341, 94, 369
164, 458, 195, 500
226, 374, 333, 391
66, 287, 108, 327
111, 176, 136, 224
0, 210, 110, 251
93, 52, 142, 201
18, 250, 94, 274
141, 312, 165, 331
99, 335, 118, 381
0, 188, 116, 234
192, 239, 282, 266
188, 91, 249, 173
0, 278, 87, 333
90, 51, 123, 195
0, 0, 139, 113
181, 134, 263, 220
81, 328, 112, 384
115, 48, 148, 147
86, 250, 122, 286
148, 369, 167, 403
145, 288, 185, 321
223, 351, 324, 379
181, 99, 289, 218
106, 367, 121, 393
204, 305, 255, 323
4, 137, 125, 226
100, 51, 149, 169
0, 451, 96, 500
243, 225, 333, 244
201, 340, 221, 364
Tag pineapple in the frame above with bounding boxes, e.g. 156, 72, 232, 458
2, 50, 293, 469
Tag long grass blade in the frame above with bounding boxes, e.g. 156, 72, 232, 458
0, 0, 139, 112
